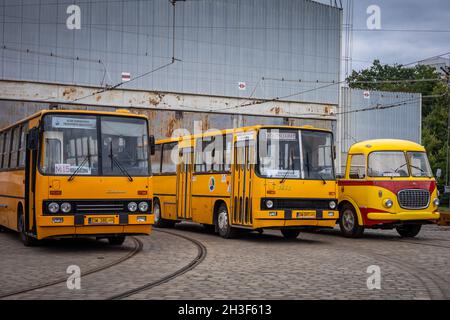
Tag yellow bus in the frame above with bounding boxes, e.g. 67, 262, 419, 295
151, 125, 339, 239
338, 139, 440, 238
0, 108, 154, 246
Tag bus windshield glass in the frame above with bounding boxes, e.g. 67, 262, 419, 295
41, 114, 149, 176
258, 129, 334, 180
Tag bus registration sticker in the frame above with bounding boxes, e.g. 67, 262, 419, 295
296, 211, 316, 219
88, 217, 115, 225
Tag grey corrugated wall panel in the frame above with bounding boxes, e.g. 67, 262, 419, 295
340, 87, 422, 154
0, 0, 341, 105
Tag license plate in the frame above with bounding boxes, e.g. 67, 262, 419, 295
296, 211, 316, 219
88, 217, 115, 225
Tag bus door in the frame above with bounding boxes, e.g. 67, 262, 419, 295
232, 138, 255, 226
177, 147, 193, 220
24, 126, 40, 236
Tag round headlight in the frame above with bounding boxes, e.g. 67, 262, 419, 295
433, 198, 440, 207
329, 201, 337, 210
266, 200, 274, 209
48, 202, 59, 213
60, 202, 72, 213
138, 201, 149, 212
128, 202, 138, 212
384, 199, 393, 208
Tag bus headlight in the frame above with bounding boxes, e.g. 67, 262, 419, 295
329, 201, 337, 210
128, 202, 138, 212
48, 202, 60, 213
433, 198, 440, 207
60, 202, 72, 213
266, 200, 274, 209
383, 199, 393, 208
138, 201, 149, 212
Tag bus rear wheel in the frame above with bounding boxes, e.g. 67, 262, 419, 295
216, 204, 236, 239
396, 224, 421, 238
339, 204, 364, 238
108, 236, 126, 246
18, 211, 38, 247
280, 229, 300, 239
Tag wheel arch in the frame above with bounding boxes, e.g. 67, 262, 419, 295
338, 197, 363, 226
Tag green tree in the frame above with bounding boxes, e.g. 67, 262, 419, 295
347, 60, 449, 185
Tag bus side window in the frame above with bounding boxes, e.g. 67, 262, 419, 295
10, 126, 21, 169
348, 154, 366, 179
161, 142, 177, 174
151, 144, 162, 174
0, 133, 4, 169
202, 136, 214, 172
18, 125, 27, 168
3, 130, 11, 169
224, 134, 232, 172
194, 138, 203, 173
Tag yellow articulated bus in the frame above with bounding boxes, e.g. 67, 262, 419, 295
338, 139, 440, 238
151, 125, 339, 239
0, 108, 155, 246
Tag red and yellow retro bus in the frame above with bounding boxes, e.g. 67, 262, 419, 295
0, 108, 154, 246
151, 125, 339, 239
338, 139, 440, 238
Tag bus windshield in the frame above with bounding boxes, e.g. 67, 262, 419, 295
258, 129, 334, 180
41, 114, 149, 176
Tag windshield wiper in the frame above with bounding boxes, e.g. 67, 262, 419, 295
109, 142, 133, 182
318, 173, 327, 185
280, 169, 291, 184
394, 163, 408, 173
68, 156, 89, 182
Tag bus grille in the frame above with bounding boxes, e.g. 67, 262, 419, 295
397, 189, 430, 210
75, 202, 125, 213
261, 198, 335, 210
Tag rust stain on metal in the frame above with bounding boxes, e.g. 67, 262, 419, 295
62, 87, 78, 100
270, 106, 282, 115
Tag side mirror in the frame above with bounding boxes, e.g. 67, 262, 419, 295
333, 145, 337, 160
436, 168, 442, 178
27, 127, 39, 151
149, 135, 156, 155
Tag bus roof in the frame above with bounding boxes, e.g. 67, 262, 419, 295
0, 108, 148, 132
348, 139, 426, 154
156, 125, 332, 144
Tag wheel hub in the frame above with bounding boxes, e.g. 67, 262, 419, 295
342, 210, 355, 231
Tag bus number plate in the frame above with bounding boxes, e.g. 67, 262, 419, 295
88, 217, 115, 225
296, 211, 316, 219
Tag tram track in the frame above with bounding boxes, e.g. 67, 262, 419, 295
0, 237, 144, 300
307, 231, 450, 299
106, 229, 207, 300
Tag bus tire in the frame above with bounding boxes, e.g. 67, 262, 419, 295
396, 224, 421, 238
18, 210, 38, 247
153, 199, 174, 228
108, 236, 126, 246
339, 203, 364, 238
216, 204, 236, 239
280, 229, 300, 239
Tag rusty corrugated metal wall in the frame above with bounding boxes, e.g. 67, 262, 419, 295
0, 100, 334, 140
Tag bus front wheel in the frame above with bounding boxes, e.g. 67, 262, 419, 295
396, 224, 421, 238
18, 211, 38, 247
339, 204, 364, 238
108, 236, 126, 246
216, 204, 236, 239
280, 229, 300, 239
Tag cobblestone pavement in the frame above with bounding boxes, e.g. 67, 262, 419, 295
0, 224, 449, 300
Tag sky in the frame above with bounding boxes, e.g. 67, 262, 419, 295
316, 0, 450, 71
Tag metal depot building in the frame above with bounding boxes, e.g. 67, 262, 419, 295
0, 0, 421, 173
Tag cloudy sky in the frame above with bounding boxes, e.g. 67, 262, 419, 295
317, 0, 450, 71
